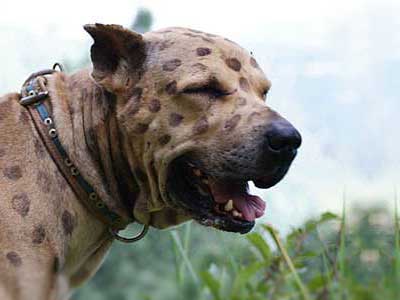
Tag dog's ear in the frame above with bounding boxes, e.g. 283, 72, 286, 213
84, 23, 146, 93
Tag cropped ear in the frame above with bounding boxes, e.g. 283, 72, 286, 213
84, 23, 146, 93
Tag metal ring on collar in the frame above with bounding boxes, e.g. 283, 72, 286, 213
49, 128, 57, 138
44, 117, 53, 125
53, 62, 64, 72
64, 158, 73, 167
70, 167, 79, 176
109, 223, 149, 243
89, 192, 98, 201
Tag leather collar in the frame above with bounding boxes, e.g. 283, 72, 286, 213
19, 64, 148, 243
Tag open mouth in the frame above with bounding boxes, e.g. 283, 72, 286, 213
166, 156, 287, 234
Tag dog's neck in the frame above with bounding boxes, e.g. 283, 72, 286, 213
48, 69, 138, 222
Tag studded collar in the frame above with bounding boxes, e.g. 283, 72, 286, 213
18, 64, 148, 243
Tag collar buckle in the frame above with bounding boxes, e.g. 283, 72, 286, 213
19, 91, 49, 106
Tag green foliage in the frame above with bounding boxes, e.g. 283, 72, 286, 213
74, 204, 399, 300
131, 8, 153, 33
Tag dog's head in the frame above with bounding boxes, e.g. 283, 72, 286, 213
84, 24, 301, 233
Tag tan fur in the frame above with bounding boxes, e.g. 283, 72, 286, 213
0, 24, 274, 299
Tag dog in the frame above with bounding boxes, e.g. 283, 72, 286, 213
0, 24, 301, 299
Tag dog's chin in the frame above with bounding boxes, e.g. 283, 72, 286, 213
165, 156, 287, 234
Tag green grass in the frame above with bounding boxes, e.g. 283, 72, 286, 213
170, 205, 399, 300
75, 203, 399, 300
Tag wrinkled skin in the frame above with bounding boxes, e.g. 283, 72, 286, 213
0, 24, 300, 299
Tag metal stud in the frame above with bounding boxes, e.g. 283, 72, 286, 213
71, 167, 79, 176
96, 202, 105, 209
89, 192, 98, 201
44, 117, 53, 125
49, 128, 57, 138
64, 158, 73, 167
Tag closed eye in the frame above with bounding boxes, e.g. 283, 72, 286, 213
182, 86, 232, 98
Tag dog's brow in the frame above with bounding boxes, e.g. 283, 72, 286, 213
179, 74, 229, 93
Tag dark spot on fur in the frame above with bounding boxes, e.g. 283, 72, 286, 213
196, 47, 212, 56
239, 77, 250, 92
158, 134, 171, 145
32, 225, 46, 244
159, 40, 174, 51
237, 97, 247, 106
193, 117, 209, 135
6, 252, 22, 267
224, 114, 242, 131
0, 148, 5, 158
169, 113, 184, 127
11, 193, 30, 217
3, 166, 22, 181
36, 171, 51, 193
250, 57, 260, 69
62, 210, 75, 236
134, 168, 147, 182
225, 58, 241, 72
162, 59, 182, 71
134, 123, 149, 134
148, 99, 161, 113
166, 81, 178, 95
33, 139, 46, 159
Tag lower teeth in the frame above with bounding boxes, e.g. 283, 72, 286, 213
232, 210, 242, 218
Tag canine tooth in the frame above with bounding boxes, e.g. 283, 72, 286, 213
232, 210, 240, 217
193, 169, 202, 177
224, 200, 233, 212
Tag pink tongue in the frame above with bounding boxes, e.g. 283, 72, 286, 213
210, 182, 266, 222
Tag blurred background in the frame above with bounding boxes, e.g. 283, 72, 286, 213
1, 1, 399, 299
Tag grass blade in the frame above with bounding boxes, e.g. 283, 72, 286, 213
246, 232, 272, 263
394, 188, 400, 298
337, 191, 347, 300
263, 224, 312, 300
170, 230, 199, 284
200, 271, 222, 300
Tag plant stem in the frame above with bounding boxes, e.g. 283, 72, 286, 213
170, 230, 199, 284
264, 225, 311, 300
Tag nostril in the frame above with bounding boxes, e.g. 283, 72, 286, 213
265, 123, 302, 152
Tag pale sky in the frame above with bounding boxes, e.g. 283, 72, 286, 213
1, 0, 399, 231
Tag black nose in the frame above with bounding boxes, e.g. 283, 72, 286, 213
265, 120, 302, 152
